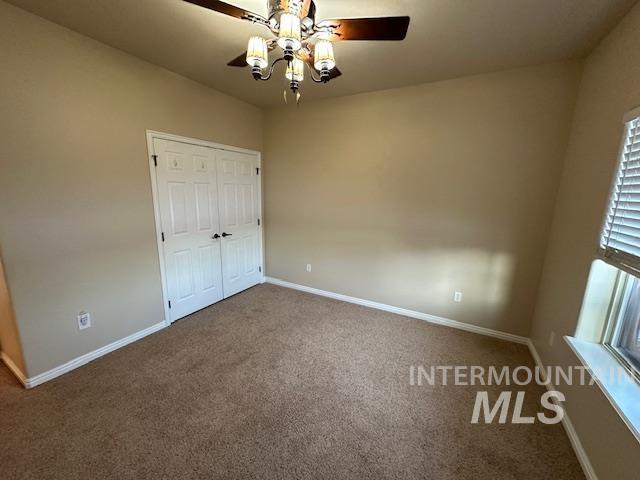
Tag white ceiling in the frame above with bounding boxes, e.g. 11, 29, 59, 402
6, 0, 638, 107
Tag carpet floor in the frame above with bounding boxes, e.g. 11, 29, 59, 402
0, 284, 584, 479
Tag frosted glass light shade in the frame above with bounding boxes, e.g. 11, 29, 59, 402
246, 36, 269, 69
285, 58, 304, 82
277, 13, 302, 51
313, 40, 336, 71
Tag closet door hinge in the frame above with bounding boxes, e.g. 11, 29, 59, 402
259, 266, 262, 273
152, 154, 158, 167
161, 232, 165, 242
168, 300, 172, 309
256, 167, 260, 175
257, 218, 261, 226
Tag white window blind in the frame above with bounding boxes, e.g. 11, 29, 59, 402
602, 114, 640, 274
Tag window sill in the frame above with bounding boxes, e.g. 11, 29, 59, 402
565, 336, 640, 443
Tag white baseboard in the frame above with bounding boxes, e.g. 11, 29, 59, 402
1, 351, 28, 387
527, 339, 597, 480
2, 278, 594, 478
3, 320, 168, 389
265, 277, 528, 345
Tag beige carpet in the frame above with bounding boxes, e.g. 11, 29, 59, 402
0, 284, 584, 479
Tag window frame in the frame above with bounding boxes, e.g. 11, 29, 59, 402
599, 106, 640, 382
602, 270, 640, 383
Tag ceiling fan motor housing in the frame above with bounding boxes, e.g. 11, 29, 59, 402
268, 0, 316, 33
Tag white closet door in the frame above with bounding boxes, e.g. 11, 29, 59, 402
154, 139, 224, 322
216, 149, 262, 298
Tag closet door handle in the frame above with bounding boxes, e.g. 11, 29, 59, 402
211, 234, 220, 240
221, 232, 233, 238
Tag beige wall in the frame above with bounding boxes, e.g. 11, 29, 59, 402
264, 61, 581, 337
530, 3, 640, 478
0, 2, 263, 377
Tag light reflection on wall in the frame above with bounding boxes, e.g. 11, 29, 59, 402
378, 249, 515, 319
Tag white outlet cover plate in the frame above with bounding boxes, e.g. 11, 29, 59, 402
78, 312, 91, 330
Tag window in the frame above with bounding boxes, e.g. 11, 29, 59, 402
601, 114, 640, 271
601, 109, 640, 377
604, 273, 640, 377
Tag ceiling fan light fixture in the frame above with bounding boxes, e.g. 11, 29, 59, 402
285, 58, 304, 82
277, 13, 302, 53
313, 39, 336, 71
246, 36, 269, 69
197, 0, 410, 102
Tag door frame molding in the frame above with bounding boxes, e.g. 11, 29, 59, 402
145, 130, 264, 325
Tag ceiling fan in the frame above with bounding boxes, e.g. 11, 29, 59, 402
182, 0, 410, 102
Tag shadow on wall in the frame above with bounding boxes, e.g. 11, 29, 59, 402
0, 248, 26, 373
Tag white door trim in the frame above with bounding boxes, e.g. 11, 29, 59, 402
145, 130, 264, 325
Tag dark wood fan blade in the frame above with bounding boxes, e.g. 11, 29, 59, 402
300, 0, 313, 18
182, 0, 268, 25
327, 66, 342, 80
227, 52, 249, 67
315, 16, 410, 41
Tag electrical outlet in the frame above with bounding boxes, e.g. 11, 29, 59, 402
77, 311, 91, 330
549, 331, 556, 347
454, 291, 463, 303
306, 264, 312, 272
